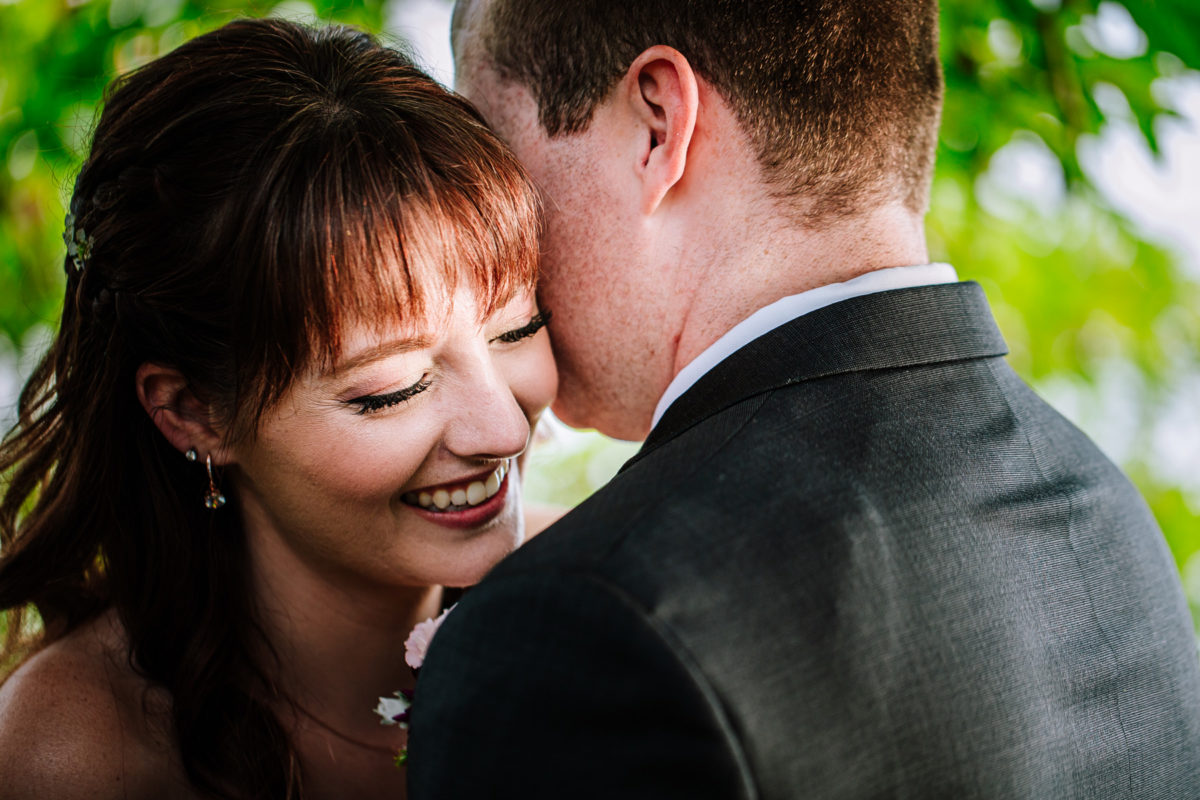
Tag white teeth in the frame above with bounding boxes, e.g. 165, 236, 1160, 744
412, 462, 508, 512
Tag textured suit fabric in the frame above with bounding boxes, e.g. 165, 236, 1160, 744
407, 282, 1200, 799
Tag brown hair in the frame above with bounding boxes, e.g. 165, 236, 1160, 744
0, 17, 539, 798
454, 0, 944, 220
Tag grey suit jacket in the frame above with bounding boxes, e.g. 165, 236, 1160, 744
408, 282, 1200, 799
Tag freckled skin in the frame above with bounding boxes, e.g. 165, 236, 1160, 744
455, 64, 678, 440
231, 288, 558, 594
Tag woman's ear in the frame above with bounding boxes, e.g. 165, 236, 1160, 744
625, 45, 699, 215
135, 363, 231, 464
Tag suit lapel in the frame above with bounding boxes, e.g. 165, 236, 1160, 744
627, 281, 1008, 469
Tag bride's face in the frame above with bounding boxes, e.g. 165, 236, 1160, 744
229, 286, 557, 590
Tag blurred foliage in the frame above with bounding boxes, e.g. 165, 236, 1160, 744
0, 0, 390, 346
1, 0, 1199, 624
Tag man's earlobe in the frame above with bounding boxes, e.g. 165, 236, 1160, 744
628, 46, 698, 215
135, 363, 230, 464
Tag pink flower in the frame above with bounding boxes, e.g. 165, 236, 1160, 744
405, 604, 455, 671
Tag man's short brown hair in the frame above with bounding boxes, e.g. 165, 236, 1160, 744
454, 0, 944, 221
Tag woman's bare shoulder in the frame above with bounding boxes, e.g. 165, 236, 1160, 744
0, 614, 182, 800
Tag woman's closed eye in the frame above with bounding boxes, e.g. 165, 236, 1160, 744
491, 310, 551, 345
345, 310, 550, 415
347, 377, 433, 415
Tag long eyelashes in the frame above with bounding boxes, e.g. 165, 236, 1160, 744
348, 310, 551, 415
492, 310, 552, 344
349, 377, 433, 415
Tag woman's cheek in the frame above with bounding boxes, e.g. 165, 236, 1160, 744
508, 337, 559, 420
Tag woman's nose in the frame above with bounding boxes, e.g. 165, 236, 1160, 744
442, 367, 530, 462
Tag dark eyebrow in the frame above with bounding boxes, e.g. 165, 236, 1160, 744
329, 335, 435, 376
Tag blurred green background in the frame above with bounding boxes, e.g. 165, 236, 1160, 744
1, 0, 1198, 630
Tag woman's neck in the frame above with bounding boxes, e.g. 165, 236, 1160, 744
246, 521, 443, 744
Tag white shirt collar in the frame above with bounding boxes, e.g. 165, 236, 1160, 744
650, 263, 960, 430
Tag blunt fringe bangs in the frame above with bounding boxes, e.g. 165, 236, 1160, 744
227, 49, 542, 433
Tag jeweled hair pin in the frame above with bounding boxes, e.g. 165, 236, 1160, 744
62, 211, 95, 276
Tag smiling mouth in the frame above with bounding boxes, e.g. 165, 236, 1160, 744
403, 461, 509, 513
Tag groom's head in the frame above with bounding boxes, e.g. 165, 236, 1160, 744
453, 0, 943, 438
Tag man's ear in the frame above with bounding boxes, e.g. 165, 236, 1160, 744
135, 363, 231, 465
624, 45, 699, 215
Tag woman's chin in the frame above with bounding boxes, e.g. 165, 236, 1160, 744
429, 520, 526, 589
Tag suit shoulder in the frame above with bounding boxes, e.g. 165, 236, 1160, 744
0, 621, 170, 800
411, 569, 752, 798
436, 568, 712, 700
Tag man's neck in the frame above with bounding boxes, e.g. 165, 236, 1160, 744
651, 262, 957, 429
669, 201, 930, 378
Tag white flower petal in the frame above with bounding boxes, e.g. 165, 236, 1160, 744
374, 693, 412, 725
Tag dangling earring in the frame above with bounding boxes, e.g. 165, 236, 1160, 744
204, 454, 227, 510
